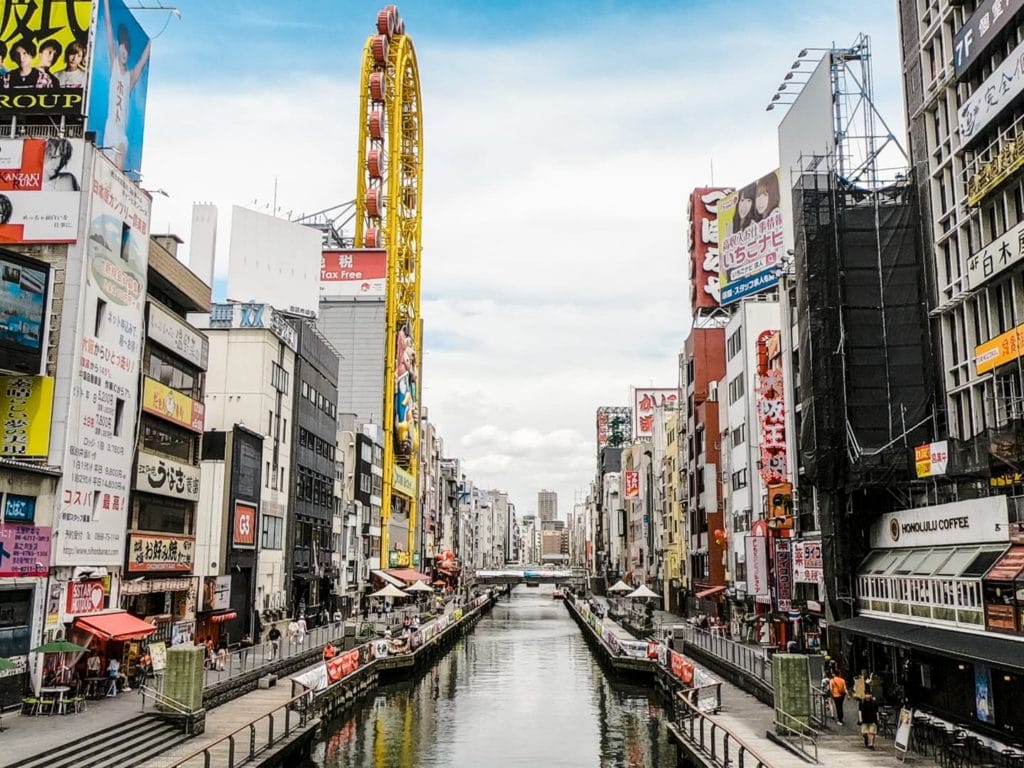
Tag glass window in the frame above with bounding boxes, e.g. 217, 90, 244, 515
962, 548, 1006, 577
137, 496, 189, 534
936, 546, 979, 576
261, 515, 284, 549
918, 548, 954, 575
894, 550, 929, 575
142, 421, 194, 462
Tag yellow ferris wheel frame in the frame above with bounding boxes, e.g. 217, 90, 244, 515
354, 9, 424, 566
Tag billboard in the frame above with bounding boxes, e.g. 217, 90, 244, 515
792, 540, 823, 584
320, 249, 387, 298
689, 188, 730, 312
914, 440, 949, 479
393, 321, 419, 462
596, 406, 632, 450
0, 524, 50, 576
232, 500, 256, 549
632, 387, 678, 440
757, 368, 787, 486
87, 0, 152, 177
0, 374, 53, 456
55, 151, 149, 566
142, 376, 205, 432
0, 0, 92, 116
147, 300, 208, 370
954, 0, 1024, 80
127, 532, 194, 572
227, 206, 321, 316
719, 169, 783, 305
202, 575, 231, 611
0, 249, 49, 373
624, 470, 640, 499
975, 322, 1024, 374
0, 138, 85, 243
958, 38, 1024, 149
966, 219, 1024, 289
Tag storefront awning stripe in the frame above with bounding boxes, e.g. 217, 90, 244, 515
835, 615, 1024, 673
384, 568, 431, 583
73, 611, 157, 641
695, 585, 726, 599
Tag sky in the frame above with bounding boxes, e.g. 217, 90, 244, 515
134, 0, 905, 519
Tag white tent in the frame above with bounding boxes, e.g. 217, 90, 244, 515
404, 581, 433, 593
608, 580, 632, 593
369, 583, 409, 599
625, 584, 660, 600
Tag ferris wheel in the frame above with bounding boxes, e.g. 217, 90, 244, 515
355, 5, 423, 564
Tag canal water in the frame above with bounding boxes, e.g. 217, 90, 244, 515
302, 585, 678, 767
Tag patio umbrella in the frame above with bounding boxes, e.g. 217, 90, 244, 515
625, 584, 660, 600
31, 640, 90, 654
369, 583, 409, 599
404, 581, 433, 593
0, 657, 15, 672
608, 580, 632, 593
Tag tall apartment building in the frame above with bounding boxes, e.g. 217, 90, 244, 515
538, 489, 557, 523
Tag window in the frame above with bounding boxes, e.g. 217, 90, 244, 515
271, 362, 289, 394
731, 424, 746, 448
731, 468, 748, 490
302, 382, 309, 400
261, 515, 284, 549
137, 496, 189, 534
142, 421, 194, 462
268, 410, 273, 435
147, 350, 197, 396
728, 374, 745, 404
727, 329, 743, 359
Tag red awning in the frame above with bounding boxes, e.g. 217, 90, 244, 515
385, 568, 431, 583
74, 611, 157, 641
208, 611, 238, 623
695, 585, 727, 599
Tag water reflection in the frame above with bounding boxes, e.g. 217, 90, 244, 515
304, 586, 677, 768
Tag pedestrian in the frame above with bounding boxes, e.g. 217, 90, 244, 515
297, 614, 307, 645
323, 642, 336, 660
239, 633, 253, 666
333, 608, 343, 625
858, 692, 879, 749
820, 673, 834, 721
204, 638, 215, 670
215, 642, 227, 672
287, 618, 299, 647
829, 672, 849, 725
267, 625, 282, 659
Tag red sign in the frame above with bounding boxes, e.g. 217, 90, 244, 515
757, 366, 787, 486
232, 501, 256, 548
632, 387, 678, 440
624, 470, 640, 499
689, 187, 731, 313
670, 650, 694, 685
320, 249, 387, 297
66, 580, 106, 615
326, 649, 361, 682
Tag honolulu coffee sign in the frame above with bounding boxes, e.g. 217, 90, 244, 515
871, 497, 1009, 549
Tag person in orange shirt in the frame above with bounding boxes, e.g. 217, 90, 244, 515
323, 642, 337, 660
829, 672, 849, 725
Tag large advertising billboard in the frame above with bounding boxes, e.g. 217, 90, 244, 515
719, 169, 783, 305
0, 138, 85, 243
0, 248, 50, 373
596, 406, 631, 450
55, 150, 149, 566
631, 387, 678, 440
394, 321, 418, 462
689, 188, 730, 312
320, 249, 387, 298
0, 374, 53, 456
0, 0, 92, 117
87, 0, 151, 178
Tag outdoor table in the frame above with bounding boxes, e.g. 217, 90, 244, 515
39, 685, 70, 715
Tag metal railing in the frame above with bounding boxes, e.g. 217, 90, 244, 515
138, 685, 198, 734
673, 623, 773, 688
672, 687, 776, 768
164, 689, 313, 768
773, 706, 820, 764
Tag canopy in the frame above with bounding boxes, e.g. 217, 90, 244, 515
404, 581, 434, 593
695, 585, 727, 599
385, 568, 431, 583
0, 657, 15, 672
608, 580, 633, 593
31, 640, 90, 654
369, 583, 409, 599
626, 584, 660, 599
73, 611, 157, 641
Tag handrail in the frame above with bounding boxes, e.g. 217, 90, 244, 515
773, 706, 820, 764
673, 687, 777, 768
139, 684, 193, 716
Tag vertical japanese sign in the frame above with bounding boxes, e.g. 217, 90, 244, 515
718, 169, 783, 305
757, 369, 787, 485
774, 538, 793, 611
631, 387, 678, 440
745, 535, 769, 597
0, 374, 53, 456
56, 150, 149, 566
792, 540, 824, 584
596, 406, 632, 450
624, 470, 640, 499
689, 187, 731, 312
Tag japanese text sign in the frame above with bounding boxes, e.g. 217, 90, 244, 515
0, 375, 53, 457
718, 169, 783, 305
689, 187, 731, 312
624, 470, 640, 499
127, 532, 194, 573
632, 387, 678, 440
966, 219, 1024, 290
0, 524, 50, 577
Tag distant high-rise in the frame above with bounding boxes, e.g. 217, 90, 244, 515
538, 490, 557, 523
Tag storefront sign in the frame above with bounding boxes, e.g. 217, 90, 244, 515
967, 132, 1024, 207
774, 538, 793, 612
392, 466, 415, 498
792, 540, 824, 584
232, 501, 256, 549
959, 38, 1024, 148
170, 621, 194, 646
0, 525, 50, 577
202, 576, 231, 612
135, 450, 200, 501
914, 440, 949, 478
965, 219, 1024, 290
147, 301, 208, 370
745, 535, 770, 597
624, 470, 640, 499
119, 576, 191, 595
142, 377, 205, 433
66, 580, 106, 615
976, 323, 1024, 375
757, 368, 788, 486
0, 376, 54, 457
127, 533, 195, 573
150, 642, 167, 672
954, 0, 1024, 79
870, 497, 1009, 549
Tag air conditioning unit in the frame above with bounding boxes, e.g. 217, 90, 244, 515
708, 382, 718, 402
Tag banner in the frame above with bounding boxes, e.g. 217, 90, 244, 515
689, 188, 730, 310
976, 323, 1024, 374
774, 538, 793, 611
792, 540, 823, 584
0, 1, 93, 117
745, 535, 769, 597
719, 170, 783, 305
126, 532, 194, 572
326, 649, 360, 682
624, 470, 640, 499
0, 524, 50, 576
0, 138, 84, 242
0, 375, 53, 457
670, 650, 694, 685
320, 249, 387, 297
142, 377, 205, 432
87, 0, 152, 178
292, 665, 329, 693
632, 387, 678, 439
757, 368, 787, 486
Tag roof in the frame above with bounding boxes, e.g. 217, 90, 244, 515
0, 457, 62, 477
834, 615, 1024, 672
384, 568, 430, 583
73, 611, 157, 641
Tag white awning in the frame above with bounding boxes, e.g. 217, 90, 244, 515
371, 569, 405, 588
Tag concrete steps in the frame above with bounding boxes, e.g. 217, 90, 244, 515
6, 714, 189, 768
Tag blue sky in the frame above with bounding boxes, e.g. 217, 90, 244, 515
138, 0, 902, 516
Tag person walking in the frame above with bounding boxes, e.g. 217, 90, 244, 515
858, 693, 879, 749
267, 625, 282, 660
829, 671, 849, 725
333, 608, 343, 625
297, 615, 307, 645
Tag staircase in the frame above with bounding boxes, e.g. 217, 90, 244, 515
6, 714, 189, 768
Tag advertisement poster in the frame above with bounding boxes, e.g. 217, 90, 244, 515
0, 524, 50, 576
792, 540, 824, 584
774, 537, 793, 611
320, 249, 387, 297
975, 664, 995, 723
393, 322, 418, 462
596, 406, 632, 449
149, 641, 166, 672
0, 0, 93, 116
689, 187, 730, 311
718, 169, 783, 305
632, 387, 678, 440
66, 579, 105, 615
127, 532, 194, 572
914, 440, 949, 478
55, 151, 149, 566
0, 249, 50, 376
624, 470, 640, 499
232, 501, 256, 549
0, 139, 84, 243
87, 0, 151, 178
0, 375, 53, 456
202, 575, 230, 611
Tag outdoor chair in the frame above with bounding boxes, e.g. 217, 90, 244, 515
37, 697, 56, 716
19, 697, 38, 716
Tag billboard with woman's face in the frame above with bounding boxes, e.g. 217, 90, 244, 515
393, 322, 418, 461
718, 169, 783, 305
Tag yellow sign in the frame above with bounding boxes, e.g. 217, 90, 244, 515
975, 323, 1024, 375
914, 445, 931, 478
393, 466, 416, 498
0, 376, 54, 457
142, 377, 205, 432
968, 131, 1024, 207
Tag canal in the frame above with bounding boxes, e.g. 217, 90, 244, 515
301, 585, 678, 767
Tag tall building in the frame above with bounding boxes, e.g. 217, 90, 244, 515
538, 489, 557, 523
